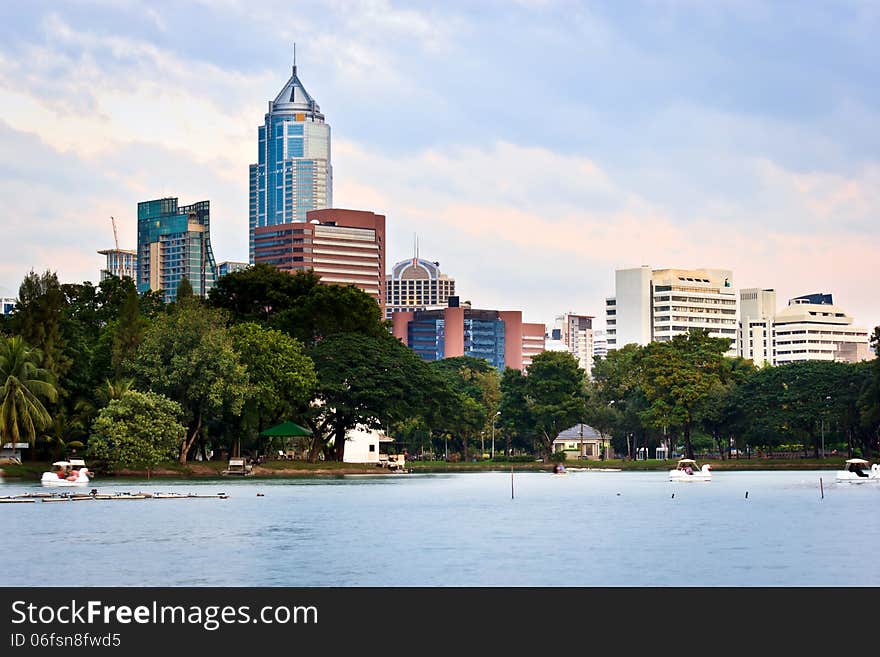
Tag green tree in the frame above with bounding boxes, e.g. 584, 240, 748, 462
110, 285, 147, 377
88, 390, 185, 474
305, 332, 440, 462
858, 327, 880, 457
128, 300, 249, 463
274, 283, 387, 346
638, 330, 730, 459
208, 264, 318, 324
175, 277, 195, 302
499, 367, 535, 457
429, 357, 499, 461
10, 270, 70, 382
0, 336, 58, 449
523, 351, 587, 461
587, 345, 646, 459
229, 322, 317, 449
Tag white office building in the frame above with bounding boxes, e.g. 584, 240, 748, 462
739, 290, 872, 365
606, 266, 737, 355
593, 329, 608, 360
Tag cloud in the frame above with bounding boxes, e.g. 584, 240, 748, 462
333, 139, 880, 329
1, 1, 877, 337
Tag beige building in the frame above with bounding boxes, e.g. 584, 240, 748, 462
554, 312, 594, 375
385, 257, 455, 320
606, 266, 737, 355
739, 291, 872, 365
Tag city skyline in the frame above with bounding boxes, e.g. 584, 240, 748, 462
1, 2, 878, 332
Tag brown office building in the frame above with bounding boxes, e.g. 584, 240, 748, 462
253, 208, 385, 312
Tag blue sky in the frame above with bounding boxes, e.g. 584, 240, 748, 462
1, 0, 878, 331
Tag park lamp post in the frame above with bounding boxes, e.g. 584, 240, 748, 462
821, 395, 832, 459
491, 411, 501, 459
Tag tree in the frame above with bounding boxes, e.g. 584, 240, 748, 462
229, 322, 317, 449
10, 270, 70, 382
590, 345, 647, 459
523, 351, 587, 461
429, 357, 499, 461
175, 277, 194, 302
128, 299, 249, 463
305, 332, 441, 462
638, 330, 730, 459
499, 367, 535, 457
110, 285, 147, 377
88, 390, 185, 474
274, 283, 387, 346
858, 327, 880, 457
208, 264, 318, 324
0, 336, 58, 449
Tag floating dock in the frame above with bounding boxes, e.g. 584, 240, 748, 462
1, 491, 229, 504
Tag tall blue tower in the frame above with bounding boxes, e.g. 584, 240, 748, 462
249, 56, 332, 262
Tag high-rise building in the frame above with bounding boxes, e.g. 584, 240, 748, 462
253, 208, 385, 312
739, 290, 872, 365
392, 299, 544, 371
593, 329, 608, 360
137, 197, 218, 303
249, 60, 332, 262
97, 249, 137, 282
606, 266, 737, 355
738, 288, 777, 366
385, 256, 456, 320
554, 312, 594, 375
218, 261, 249, 278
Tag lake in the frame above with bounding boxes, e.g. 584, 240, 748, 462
2, 470, 878, 586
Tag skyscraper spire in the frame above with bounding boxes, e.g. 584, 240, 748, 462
249, 51, 332, 262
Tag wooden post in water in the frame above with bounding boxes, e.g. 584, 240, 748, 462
820, 477, 824, 499
511, 465, 514, 500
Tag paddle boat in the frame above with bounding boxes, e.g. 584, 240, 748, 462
668, 458, 712, 482
835, 458, 880, 484
41, 459, 91, 487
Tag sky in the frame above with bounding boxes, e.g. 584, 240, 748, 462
1, 0, 878, 332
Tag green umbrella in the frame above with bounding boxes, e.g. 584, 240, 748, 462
260, 421, 312, 437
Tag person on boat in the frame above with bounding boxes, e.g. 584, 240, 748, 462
67, 468, 80, 481
55, 466, 67, 479
849, 462, 868, 477
685, 465, 693, 475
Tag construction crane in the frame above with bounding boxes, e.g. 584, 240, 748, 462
110, 216, 120, 251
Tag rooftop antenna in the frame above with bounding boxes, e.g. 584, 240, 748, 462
110, 216, 119, 251
293, 42, 297, 75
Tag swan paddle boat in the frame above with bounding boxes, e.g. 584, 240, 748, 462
835, 458, 880, 484
41, 459, 91, 487
669, 458, 712, 482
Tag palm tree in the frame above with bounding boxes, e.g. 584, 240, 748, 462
96, 377, 135, 406
40, 414, 85, 461
0, 336, 57, 449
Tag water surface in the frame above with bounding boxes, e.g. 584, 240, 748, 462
2, 470, 877, 586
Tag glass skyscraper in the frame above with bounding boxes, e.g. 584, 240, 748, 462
249, 62, 332, 262
137, 197, 218, 302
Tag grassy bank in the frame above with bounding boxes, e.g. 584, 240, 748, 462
1, 457, 848, 481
